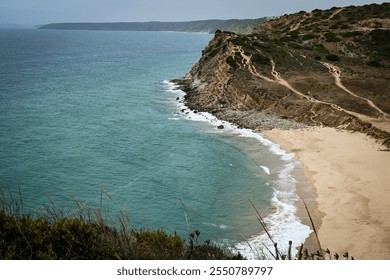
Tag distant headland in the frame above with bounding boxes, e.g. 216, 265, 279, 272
38, 18, 270, 34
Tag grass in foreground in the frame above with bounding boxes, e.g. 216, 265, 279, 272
0, 187, 352, 260
0, 187, 242, 260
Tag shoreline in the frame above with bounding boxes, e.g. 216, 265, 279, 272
170, 79, 390, 259
263, 127, 390, 259
167, 80, 312, 259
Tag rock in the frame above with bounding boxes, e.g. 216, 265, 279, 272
218, 124, 224, 129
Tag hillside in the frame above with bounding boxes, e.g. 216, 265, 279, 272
38, 18, 268, 34
173, 3, 390, 147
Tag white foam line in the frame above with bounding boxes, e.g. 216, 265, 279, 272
260, 166, 270, 175
203, 222, 233, 230
163, 80, 312, 259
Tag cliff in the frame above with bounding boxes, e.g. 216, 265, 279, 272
173, 3, 390, 147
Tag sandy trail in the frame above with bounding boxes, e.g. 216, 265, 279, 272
233, 46, 390, 132
290, 13, 313, 31
234, 46, 274, 82
289, 8, 342, 32
321, 61, 389, 120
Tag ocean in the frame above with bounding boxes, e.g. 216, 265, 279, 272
0, 29, 311, 258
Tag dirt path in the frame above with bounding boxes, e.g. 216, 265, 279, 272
270, 60, 390, 131
269, 59, 346, 111
232, 46, 390, 131
328, 8, 344, 20
234, 46, 274, 82
320, 61, 389, 120
308, 8, 344, 28
290, 9, 344, 31
290, 13, 313, 31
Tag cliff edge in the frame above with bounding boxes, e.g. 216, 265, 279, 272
173, 3, 390, 147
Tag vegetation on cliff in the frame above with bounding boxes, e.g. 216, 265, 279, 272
0, 188, 243, 260
175, 3, 390, 147
0, 187, 351, 260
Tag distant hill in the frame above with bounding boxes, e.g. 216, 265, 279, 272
38, 18, 269, 34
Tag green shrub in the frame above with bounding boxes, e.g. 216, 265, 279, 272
132, 230, 185, 260
226, 56, 239, 70
313, 44, 329, 54
0, 208, 246, 260
252, 53, 271, 66
288, 31, 300, 40
326, 54, 341, 61
289, 42, 305, 49
367, 60, 383, 67
302, 33, 318, 40
324, 32, 341, 42
0, 188, 352, 260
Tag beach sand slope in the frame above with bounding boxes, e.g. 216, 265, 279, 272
264, 127, 390, 260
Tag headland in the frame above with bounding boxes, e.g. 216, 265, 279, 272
173, 3, 390, 259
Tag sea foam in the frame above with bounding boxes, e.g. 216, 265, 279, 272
163, 80, 311, 259
260, 166, 270, 175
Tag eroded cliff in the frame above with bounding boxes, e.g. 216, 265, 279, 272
173, 3, 390, 147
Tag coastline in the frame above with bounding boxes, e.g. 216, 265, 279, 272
170, 77, 390, 259
263, 127, 390, 259
167, 80, 314, 259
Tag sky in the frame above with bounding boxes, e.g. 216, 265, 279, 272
0, 0, 387, 26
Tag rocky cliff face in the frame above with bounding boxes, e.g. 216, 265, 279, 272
173, 3, 390, 147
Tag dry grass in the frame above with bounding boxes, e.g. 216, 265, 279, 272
0, 186, 242, 260
0, 186, 353, 260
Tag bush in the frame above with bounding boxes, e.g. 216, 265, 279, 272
288, 31, 300, 40
326, 54, 341, 61
0, 186, 244, 260
0, 188, 352, 260
302, 33, 318, 40
367, 60, 383, 67
252, 53, 271, 66
226, 56, 239, 70
0, 208, 245, 260
324, 32, 341, 42
313, 44, 329, 54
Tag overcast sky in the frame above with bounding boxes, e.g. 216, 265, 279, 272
0, 0, 386, 26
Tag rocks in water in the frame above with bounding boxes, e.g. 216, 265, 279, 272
218, 124, 224, 129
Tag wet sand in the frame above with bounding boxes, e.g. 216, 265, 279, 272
263, 127, 390, 259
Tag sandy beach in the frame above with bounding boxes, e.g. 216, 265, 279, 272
263, 127, 390, 260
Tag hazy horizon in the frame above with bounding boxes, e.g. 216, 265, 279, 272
0, 0, 386, 26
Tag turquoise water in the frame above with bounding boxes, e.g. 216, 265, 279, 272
0, 29, 310, 257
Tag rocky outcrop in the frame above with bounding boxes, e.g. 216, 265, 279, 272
173, 3, 390, 148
